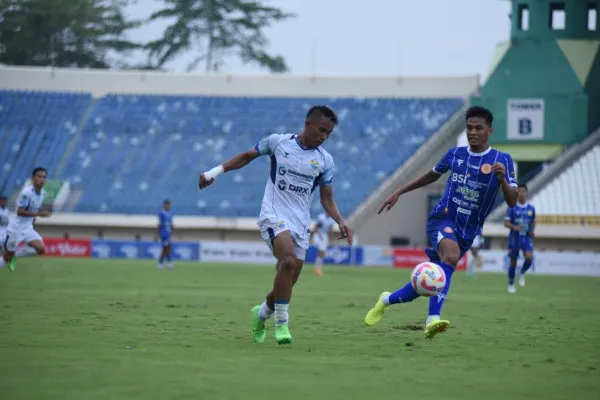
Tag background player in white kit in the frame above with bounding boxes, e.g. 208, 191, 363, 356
199, 106, 352, 345
310, 211, 335, 276
0, 168, 51, 272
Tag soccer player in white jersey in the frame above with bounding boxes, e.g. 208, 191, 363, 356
0, 168, 51, 272
310, 211, 335, 276
199, 106, 353, 345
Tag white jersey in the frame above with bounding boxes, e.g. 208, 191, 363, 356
7, 186, 45, 232
316, 212, 335, 234
255, 133, 335, 238
0, 207, 9, 233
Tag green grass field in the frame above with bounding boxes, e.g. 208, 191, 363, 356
1, 258, 599, 400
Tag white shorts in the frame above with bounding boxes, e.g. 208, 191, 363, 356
311, 233, 329, 252
258, 217, 308, 261
4, 227, 43, 252
471, 235, 482, 249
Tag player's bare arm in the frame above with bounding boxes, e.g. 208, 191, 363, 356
199, 147, 259, 189
378, 171, 441, 214
503, 219, 521, 232
492, 162, 518, 207
319, 184, 352, 245
17, 207, 50, 218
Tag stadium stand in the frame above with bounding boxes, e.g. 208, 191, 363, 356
0, 90, 463, 217
529, 145, 600, 226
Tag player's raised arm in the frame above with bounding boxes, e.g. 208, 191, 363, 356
377, 149, 452, 214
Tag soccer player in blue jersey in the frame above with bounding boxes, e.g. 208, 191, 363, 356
364, 106, 518, 339
504, 184, 536, 293
157, 199, 174, 270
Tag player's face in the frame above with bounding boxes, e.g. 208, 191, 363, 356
164, 202, 171, 211
305, 116, 334, 148
0, 199, 6, 208
466, 117, 492, 148
517, 187, 528, 202
33, 170, 47, 188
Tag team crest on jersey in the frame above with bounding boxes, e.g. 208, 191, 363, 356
277, 221, 286, 229
480, 163, 492, 174
309, 160, 319, 170
527, 210, 533, 216
443, 226, 454, 233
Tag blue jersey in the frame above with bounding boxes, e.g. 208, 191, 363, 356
158, 210, 173, 238
505, 203, 535, 243
431, 146, 517, 241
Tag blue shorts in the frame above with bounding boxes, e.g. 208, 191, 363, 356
508, 236, 533, 259
160, 234, 171, 247
425, 215, 474, 263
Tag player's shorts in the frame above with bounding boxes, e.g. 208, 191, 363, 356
471, 235, 482, 249
160, 234, 171, 247
508, 236, 533, 259
311, 233, 329, 252
258, 216, 308, 261
425, 215, 473, 263
3, 227, 43, 252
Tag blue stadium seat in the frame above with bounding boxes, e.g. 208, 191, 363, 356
0, 91, 463, 217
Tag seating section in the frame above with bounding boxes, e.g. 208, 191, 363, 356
0, 90, 463, 216
530, 145, 600, 225
0, 91, 92, 195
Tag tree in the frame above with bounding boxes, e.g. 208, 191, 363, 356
147, 0, 293, 73
0, 0, 142, 68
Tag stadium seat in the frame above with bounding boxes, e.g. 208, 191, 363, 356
0, 91, 464, 216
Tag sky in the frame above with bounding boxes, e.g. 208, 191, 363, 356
126, 0, 512, 81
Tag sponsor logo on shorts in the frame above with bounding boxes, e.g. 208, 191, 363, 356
443, 226, 454, 233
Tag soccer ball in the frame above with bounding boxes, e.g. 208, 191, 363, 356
410, 262, 446, 297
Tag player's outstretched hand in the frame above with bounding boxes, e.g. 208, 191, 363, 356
337, 221, 353, 246
38, 210, 51, 218
198, 173, 214, 190
491, 162, 506, 180
378, 190, 400, 214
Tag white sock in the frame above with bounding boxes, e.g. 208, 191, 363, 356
15, 246, 37, 257
258, 301, 273, 323
167, 262, 173, 269
315, 256, 323, 268
382, 293, 391, 305
274, 303, 289, 326
426, 315, 440, 325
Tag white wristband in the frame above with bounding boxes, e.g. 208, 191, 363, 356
204, 165, 224, 180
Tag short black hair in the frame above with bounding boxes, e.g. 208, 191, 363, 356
466, 106, 493, 127
306, 105, 338, 125
32, 167, 47, 177
518, 183, 528, 190
164, 199, 171, 204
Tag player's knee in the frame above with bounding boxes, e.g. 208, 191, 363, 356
279, 255, 296, 272
525, 254, 533, 263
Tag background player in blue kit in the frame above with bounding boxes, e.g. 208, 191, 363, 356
157, 199, 174, 270
504, 184, 536, 293
364, 106, 518, 339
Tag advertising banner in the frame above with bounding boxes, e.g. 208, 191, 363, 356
305, 245, 363, 265
91, 239, 200, 261
43, 237, 91, 257
200, 241, 276, 264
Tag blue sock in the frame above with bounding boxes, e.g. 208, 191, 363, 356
388, 281, 420, 304
508, 265, 516, 284
521, 259, 532, 274
159, 255, 165, 264
428, 262, 455, 317
166, 254, 172, 263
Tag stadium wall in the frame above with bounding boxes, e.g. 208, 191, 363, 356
0, 66, 479, 98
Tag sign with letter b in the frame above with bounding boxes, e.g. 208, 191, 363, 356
507, 99, 544, 140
